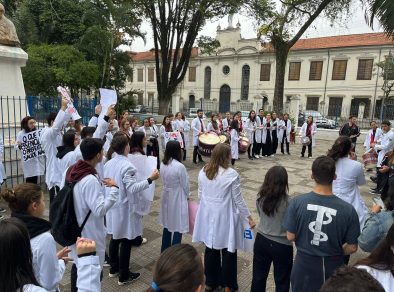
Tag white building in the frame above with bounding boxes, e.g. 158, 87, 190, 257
126, 22, 394, 120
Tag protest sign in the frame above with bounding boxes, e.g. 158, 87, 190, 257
99, 88, 117, 119
57, 86, 82, 120
20, 129, 45, 162
164, 132, 184, 149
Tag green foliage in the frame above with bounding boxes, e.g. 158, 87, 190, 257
197, 36, 221, 56
365, 0, 394, 38
22, 44, 100, 96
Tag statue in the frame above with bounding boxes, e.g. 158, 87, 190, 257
0, 4, 20, 47
228, 14, 234, 29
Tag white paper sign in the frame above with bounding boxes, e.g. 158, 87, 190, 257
99, 88, 117, 119
20, 129, 45, 162
57, 86, 82, 120
128, 154, 157, 216
164, 132, 184, 149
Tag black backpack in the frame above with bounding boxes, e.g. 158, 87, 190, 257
50, 169, 92, 246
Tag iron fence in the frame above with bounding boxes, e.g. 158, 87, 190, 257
0, 96, 97, 188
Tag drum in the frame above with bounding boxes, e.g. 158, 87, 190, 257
198, 133, 221, 156
300, 136, 311, 146
219, 134, 229, 144
362, 152, 378, 170
239, 136, 250, 153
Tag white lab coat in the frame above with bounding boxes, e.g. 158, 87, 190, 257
40, 110, 70, 189
104, 154, 150, 240
159, 159, 190, 233
300, 122, 318, 147
57, 151, 78, 177
103, 132, 113, 153
60, 173, 119, 267
23, 255, 101, 292
277, 119, 292, 142
15, 130, 46, 178
363, 128, 383, 149
244, 118, 256, 143
254, 116, 265, 143
333, 157, 368, 228
222, 118, 231, 132
191, 117, 206, 147
31, 232, 66, 291
0, 135, 5, 183
207, 122, 221, 135
159, 125, 168, 150
375, 130, 394, 167
357, 265, 394, 292
192, 167, 251, 252
230, 129, 240, 160
183, 119, 191, 150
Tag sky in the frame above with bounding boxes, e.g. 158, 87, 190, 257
129, 1, 382, 52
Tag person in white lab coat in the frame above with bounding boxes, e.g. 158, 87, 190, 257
104, 133, 159, 286
1, 184, 69, 291
173, 112, 188, 159
0, 135, 6, 185
207, 113, 221, 135
356, 224, 394, 292
56, 130, 80, 176
300, 116, 317, 158
371, 120, 394, 169
159, 140, 190, 252
245, 110, 257, 160
61, 138, 119, 291
328, 136, 368, 230
222, 111, 232, 133
40, 98, 71, 205
230, 119, 240, 166
254, 109, 265, 158
364, 120, 382, 150
191, 109, 206, 164
262, 113, 273, 157
192, 143, 255, 292
160, 115, 173, 151
182, 113, 191, 160
15, 116, 45, 184
278, 113, 292, 155
0, 217, 102, 292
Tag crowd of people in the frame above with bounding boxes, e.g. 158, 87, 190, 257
1, 99, 394, 292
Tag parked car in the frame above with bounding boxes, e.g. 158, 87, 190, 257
299, 110, 336, 129
188, 108, 206, 119
132, 105, 147, 113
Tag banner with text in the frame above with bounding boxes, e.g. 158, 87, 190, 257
164, 132, 184, 149
20, 129, 44, 162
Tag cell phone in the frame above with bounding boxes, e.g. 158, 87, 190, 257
373, 197, 385, 210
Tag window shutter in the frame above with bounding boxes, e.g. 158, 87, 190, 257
288, 62, 301, 81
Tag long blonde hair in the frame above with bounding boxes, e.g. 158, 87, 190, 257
204, 143, 231, 180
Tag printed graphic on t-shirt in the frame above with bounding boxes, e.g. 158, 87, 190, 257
307, 204, 337, 246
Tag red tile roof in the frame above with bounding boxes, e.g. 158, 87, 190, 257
130, 47, 199, 62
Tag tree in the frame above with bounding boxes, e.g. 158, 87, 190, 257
365, 0, 394, 38
130, 0, 250, 114
253, 0, 351, 111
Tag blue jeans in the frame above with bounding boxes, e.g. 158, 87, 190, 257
161, 228, 182, 252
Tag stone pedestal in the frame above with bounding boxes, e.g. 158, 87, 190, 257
0, 45, 28, 124
289, 95, 301, 128
171, 94, 180, 114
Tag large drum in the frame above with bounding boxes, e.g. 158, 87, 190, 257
198, 133, 221, 156
362, 151, 378, 170
239, 136, 250, 153
300, 136, 311, 146
219, 134, 229, 144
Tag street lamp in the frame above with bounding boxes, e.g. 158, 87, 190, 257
380, 50, 393, 121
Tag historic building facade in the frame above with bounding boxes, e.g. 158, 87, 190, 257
126, 23, 394, 119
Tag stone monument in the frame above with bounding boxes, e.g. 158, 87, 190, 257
0, 3, 28, 125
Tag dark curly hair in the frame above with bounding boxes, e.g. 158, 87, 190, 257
327, 136, 352, 162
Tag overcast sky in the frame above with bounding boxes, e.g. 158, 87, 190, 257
129, 1, 382, 52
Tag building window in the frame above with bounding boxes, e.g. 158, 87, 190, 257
350, 97, 371, 118
188, 67, 196, 82
204, 67, 211, 99
306, 96, 319, 111
332, 60, 347, 80
223, 65, 230, 75
241, 65, 250, 100
128, 70, 133, 82
288, 62, 301, 81
309, 61, 323, 81
357, 59, 373, 80
148, 68, 154, 82
328, 97, 343, 117
260, 64, 271, 81
137, 68, 143, 82
148, 92, 154, 106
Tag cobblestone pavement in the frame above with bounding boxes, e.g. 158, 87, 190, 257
1, 140, 372, 292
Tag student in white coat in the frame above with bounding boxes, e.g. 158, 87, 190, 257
254, 109, 265, 158
104, 133, 159, 285
207, 113, 221, 135
15, 116, 45, 184
192, 143, 255, 292
0, 135, 6, 185
245, 110, 257, 160
160, 115, 173, 151
328, 136, 368, 230
278, 113, 292, 155
370, 120, 394, 169
56, 130, 80, 176
40, 98, 71, 205
300, 115, 317, 158
364, 120, 382, 150
1, 184, 69, 291
61, 138, 119, 292
230, 119, 240, 166
356, 224, 394, 292
0, 217, 102, 292
182, 114, 191, 160
222, 111, 232, 133
191, 109, 206, 164
262, 113, 273, 157
159, 140, 190, 252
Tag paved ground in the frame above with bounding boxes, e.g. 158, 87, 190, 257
1, 138, 373, 292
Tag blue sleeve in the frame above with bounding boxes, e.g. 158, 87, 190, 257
358, 214, 383, 252
283, 199, 297, 233
345, 208, 361, 245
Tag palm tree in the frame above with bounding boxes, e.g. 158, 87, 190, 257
365, 0, 394, 37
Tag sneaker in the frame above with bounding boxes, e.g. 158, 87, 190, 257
254, 155, 260, 159
308, 156, 313, 159
270, 154, 275, 157
142, 238, 148, 244
103, 261, 110, 267
118, 272, 141, 286
109, 272, 118, 278
0, 208, 6, 213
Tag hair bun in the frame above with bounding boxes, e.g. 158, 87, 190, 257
0, 188, 15, 203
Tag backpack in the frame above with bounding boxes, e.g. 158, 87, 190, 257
50, 168, 92, 246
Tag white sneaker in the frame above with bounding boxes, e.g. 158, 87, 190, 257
142, 238, 148, 244
270, 154, 275, 157
109, 272, 118, 278
254, 155, 260, 159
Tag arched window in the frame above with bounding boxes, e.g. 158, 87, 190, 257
241, 65, 250, 100
204, 66, 211, 99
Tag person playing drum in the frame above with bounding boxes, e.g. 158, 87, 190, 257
191, 109, 206, 164
207, 113, 221, 136
300, 116, 317, 158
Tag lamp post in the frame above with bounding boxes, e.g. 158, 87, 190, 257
380, 50, 393, 121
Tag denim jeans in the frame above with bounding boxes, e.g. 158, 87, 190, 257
161, 228, 182, 253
